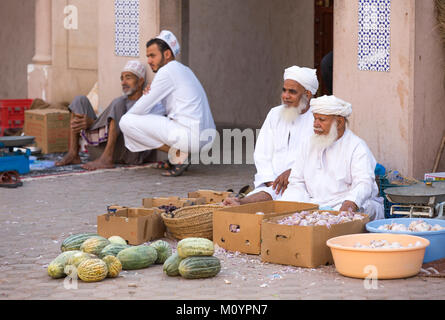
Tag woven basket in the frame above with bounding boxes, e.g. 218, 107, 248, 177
161, 204, 224, 240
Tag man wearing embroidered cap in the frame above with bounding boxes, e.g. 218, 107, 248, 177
120, 30, 216, 177
56, 60, 165, 170
223, 66, 318, 206
281, 95, 385, 220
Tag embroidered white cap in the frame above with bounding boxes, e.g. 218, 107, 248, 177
122, 60, 146, 80
156, 30, 181, 57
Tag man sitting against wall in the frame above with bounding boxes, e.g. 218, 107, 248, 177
223, 66, 318, 206
55, 60, 165, 170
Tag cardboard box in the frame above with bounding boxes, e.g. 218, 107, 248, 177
24, 109, 70, 154
424, 172, 445, 181
142, 196, 205, 209
188, 189, 233, 204
97, 207, 165, 245
260, 211, 369, 268
213, 201, 319, 254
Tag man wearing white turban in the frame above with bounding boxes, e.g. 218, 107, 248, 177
281, 95, 385, 221
56, 60, 165, 170
120, 30, 216, 177
223, 66, 319, 206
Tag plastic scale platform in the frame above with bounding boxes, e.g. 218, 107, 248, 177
0, 136, 35, 174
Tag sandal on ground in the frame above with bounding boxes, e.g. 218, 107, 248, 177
148, 160, 172, 170
161, 163, 191, 177
0, 171, 23, 188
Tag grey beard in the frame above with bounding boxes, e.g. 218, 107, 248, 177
280, 96, 307, 124
310, 120, 338, 151
122, 87, 137, 97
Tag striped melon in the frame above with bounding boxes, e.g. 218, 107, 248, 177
61, 233, 98, 252
177, 237, 214, 258
149, 240, 172, 264
117, 245, 157, 270
99, 243, 130, 258
108, 236, 127, 245
47, 250, 80, 279
77, 258, 108, 282
163, 252, 183, 276
102, 255, 122, 278
80, 236, 110, 256
178, 256, 221, 279
66, 251, 97, 268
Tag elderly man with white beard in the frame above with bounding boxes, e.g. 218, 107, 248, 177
223, 66, 318, 206
281, 95, 385, 221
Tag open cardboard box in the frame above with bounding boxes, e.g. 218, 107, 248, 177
97, 207, 165, 245
188, 190, 233, 204
142, 196, 205, 209
213, 201, 319, 255
260, 210, 370, 268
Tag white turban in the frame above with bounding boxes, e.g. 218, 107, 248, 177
156, 30, 181, 57
283, 66, 319, 95
122, 60, 146, 80
310, 95, 352, 118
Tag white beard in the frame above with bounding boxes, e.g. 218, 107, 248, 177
310, 120, 338, 151
280, 96, 308, 124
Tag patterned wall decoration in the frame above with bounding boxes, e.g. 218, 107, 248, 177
114, 0, 140, 57
358, 0, 391, 72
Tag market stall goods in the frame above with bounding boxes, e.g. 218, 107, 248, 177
108, 235, 128, 245
163, 252, 183, 276
149, 240, 172, 264
77, 258, 108, 282
277, 210, 366, 227
178, 256, 221, 279
353, 239, 423, 249
102, 255, 122, 278
80, 236, 111, 256
61, 233, 99, 252
66, 251, 97, 268
117, 245, 158, 270
47, 250, 81, 278
99, 243, 131, 258
377, 220, 445, 232
177, 237, 214, 258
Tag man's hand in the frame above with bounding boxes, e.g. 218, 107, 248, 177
339, 200, 359, 212
272, 169, 291, 195
143, 85, 150, 95
71, 114, 94, 134
222, 197, 241, 206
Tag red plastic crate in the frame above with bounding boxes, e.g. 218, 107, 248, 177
0, 99, 33, 136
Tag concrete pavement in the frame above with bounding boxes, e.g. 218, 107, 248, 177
0, 164, 443, 300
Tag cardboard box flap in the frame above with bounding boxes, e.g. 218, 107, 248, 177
142, 196, 205, 208
188, 190, 233, 203
25, 108, 69, 115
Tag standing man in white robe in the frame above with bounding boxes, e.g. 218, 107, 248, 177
223, 66, 319, 206
281, 95, 385, 221
120, 30, 216, 177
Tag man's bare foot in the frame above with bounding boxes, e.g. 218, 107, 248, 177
55, 153, 81, 166
81, 158, 115, 171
